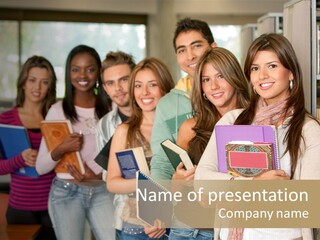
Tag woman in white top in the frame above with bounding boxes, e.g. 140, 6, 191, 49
36, 45, 114, 240
195, 33, 320, 240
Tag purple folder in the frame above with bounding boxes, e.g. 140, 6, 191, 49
215, 125, 279, 173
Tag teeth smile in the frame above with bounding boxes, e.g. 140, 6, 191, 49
142, 99, 153, 104
78, 81, 88, 86
260, 83, 272, 87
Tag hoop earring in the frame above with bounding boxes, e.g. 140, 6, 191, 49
203, 92, 208, 100
289, 80, 293, 90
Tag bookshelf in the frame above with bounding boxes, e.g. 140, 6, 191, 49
240, 24, 257, 67
257, 12, 283, 36
283, 0, 318, 119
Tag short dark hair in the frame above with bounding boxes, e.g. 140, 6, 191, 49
173, 17, 215, 51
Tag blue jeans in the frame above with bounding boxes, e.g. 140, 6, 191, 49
121, 230, 168, 240
168, 228, 213, 240
168, 216, 213, 240
48, 178, 115, 240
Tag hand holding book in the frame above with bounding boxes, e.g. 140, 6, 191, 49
0, 124, 39, 177
40, 120, 85, 174
51, 133, 83, 161
21, 148, 38, 167
172, 162, 195, 181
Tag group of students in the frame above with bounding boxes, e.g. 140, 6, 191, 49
0, 16, 320, 240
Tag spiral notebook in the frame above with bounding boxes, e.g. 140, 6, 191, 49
136, 171, 172, 235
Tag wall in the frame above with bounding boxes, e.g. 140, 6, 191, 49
0, 0, 288, 81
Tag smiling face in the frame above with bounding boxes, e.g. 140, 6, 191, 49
201, 63, 237, 116
70, 52, 99, 93
133, 68, 163, 113
175, 30, 213, 81
24, 67, 51, 104
102, 64, 131, 108
250, 50, 293, 105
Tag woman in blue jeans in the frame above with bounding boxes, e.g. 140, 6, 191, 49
106, 57, 175, 240
169, 47, 250, 240
36, 45, 115, 240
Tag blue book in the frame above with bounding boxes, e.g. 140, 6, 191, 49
115, 147, 150, 179
0, 124, 39, 177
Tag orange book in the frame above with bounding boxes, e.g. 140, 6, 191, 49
40, 120, 85, 174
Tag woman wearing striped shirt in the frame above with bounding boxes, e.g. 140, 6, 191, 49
0, 55, 57, 239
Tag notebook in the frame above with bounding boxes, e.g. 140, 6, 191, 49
0, 124, 39, 177
215, 125, 279, 173
136, 171, 172, 235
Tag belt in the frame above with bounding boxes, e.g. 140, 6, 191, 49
52, 177, 106, 194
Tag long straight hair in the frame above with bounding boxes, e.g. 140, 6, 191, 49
62, 45, 111, 122
16, 55, 57, 117
236, 33, 317, 178
189, 47, 251, 164
126, 57, 175, 147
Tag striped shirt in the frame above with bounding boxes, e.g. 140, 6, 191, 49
0, 108, 55, 211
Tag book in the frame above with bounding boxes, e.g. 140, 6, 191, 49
40, 120, 85, 174
136, 171, 172, 236
94, 136, 113, 171
115, 147, 150, 179
226, 141, 274, 177
215, 125, 279, 174
0, 124, 39, 177
161, 139, 194, 170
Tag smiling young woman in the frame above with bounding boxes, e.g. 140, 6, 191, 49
195, 33, 320, 240
107, 57, 175, 240
36, 45, 114, 240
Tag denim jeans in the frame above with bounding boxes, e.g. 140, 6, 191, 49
121, 230, 168, 240
168, 216, 213, 240
48, 178, 115, 240
168, 228, 213, 240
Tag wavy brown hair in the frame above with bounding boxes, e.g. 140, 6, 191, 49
126, 57, 175, 147
16, 55, 57, 117
189, 47, 251, 164
235, 33, 317, 178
